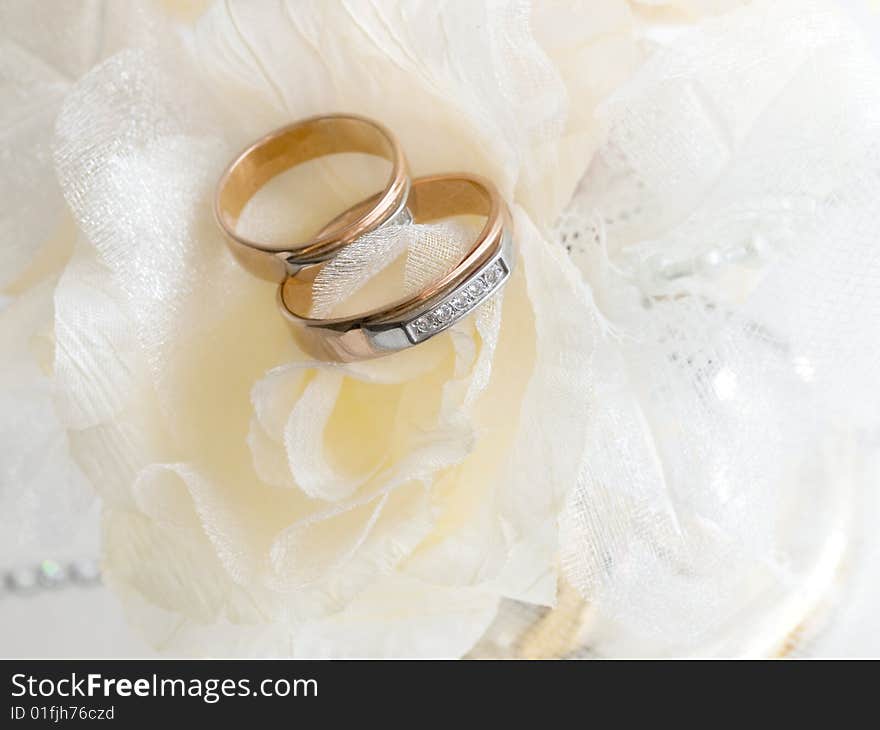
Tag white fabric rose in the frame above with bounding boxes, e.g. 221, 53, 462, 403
43, 0, 636, 657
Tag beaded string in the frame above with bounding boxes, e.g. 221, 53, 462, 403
0, 559, 101, 597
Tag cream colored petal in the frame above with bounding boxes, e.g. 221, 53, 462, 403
283, 371, 368, 501
404, 210, 598, 603
491, 211, 599, 604
53, 245, 141, 430
102, 504, 263, 627
269, 482, 433, 592
498, 210, 598, 534
273, 312, 482, 502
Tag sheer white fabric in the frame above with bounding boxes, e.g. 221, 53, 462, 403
546, 0, 880, 656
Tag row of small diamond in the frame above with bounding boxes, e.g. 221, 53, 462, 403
408, 259, 508, 341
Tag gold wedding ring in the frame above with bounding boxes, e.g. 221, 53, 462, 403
215, 114, 409, 282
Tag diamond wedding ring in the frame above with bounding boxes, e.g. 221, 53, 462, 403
279, 173, 513, 361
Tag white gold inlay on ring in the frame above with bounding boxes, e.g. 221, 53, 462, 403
405, 257, 509, 343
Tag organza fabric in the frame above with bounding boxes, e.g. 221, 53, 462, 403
3, 0, 880, 657
479, 0, 880, 657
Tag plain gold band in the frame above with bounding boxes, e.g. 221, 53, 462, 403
215, 114, 409, 282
